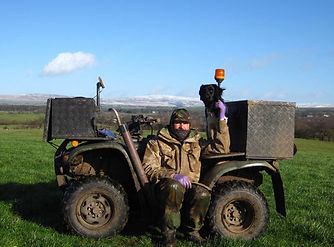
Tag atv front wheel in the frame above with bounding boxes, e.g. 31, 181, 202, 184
207, 181, 269, 239
63, 177, 129, 238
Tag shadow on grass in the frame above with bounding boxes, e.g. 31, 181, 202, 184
0, 181, 161, 241
0, 181, 65, 232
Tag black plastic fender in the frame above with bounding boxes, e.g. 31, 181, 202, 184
67, 141, 131, 164
54, 140, 70, 189
55, 141, 142, 192
200, 160, 286, 216
271, 171, 286, 216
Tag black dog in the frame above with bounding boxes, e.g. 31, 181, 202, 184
199, 84, 225, 116
199, 84, 225, 139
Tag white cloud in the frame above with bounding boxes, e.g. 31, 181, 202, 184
224, 53, 284, 74
150, 85, 168, 95
41, 51, 95, 76
249, 53, 283, 70
300, 62, 313, 70
261, 91, 288, 100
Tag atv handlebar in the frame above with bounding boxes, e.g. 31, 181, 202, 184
127, 115, 159, 137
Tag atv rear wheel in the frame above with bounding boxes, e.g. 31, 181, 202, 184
63, 177, 129, 238
207, 181, 269, 239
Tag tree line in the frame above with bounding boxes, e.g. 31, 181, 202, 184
1, 105, 333, 142
295, 108, 334, 142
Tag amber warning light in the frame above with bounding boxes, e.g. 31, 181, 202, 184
215, 69, 225, 87
71, 140, 79, 147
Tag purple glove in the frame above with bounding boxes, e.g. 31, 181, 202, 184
174, 174, 192, 189
216, 100, 226, 120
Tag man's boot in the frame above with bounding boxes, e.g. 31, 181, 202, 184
186, 230, 206, 243
162, 229, 176, 247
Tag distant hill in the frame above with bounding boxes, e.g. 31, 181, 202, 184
0, 94, 66, 105
0, 94, 202, 107
0, 94, 333, 108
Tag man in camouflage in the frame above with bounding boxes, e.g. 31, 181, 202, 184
142, 101, 230, 246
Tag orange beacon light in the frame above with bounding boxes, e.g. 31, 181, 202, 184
215, 69, 225, 87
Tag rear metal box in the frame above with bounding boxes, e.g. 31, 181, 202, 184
226, 100, 295, 160
43, 98, 97, 141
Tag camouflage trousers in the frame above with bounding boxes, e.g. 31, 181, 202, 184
155, 178, 211, 232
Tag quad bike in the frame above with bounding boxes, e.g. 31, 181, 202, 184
43, 72, 296, 240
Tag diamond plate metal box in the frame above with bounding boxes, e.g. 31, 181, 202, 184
226, 100, 296, 160
43, 98, 97, 141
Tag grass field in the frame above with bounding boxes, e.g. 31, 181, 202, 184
0, 111, 44, 129
0, 128, 334, 247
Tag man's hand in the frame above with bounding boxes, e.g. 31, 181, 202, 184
174, 174, 192, 189
215, 100, 226, 120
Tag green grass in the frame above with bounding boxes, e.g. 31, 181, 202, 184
294, 138, 334, 153
0, 111, 44, 123
0, 111, 44, 129
0, 129, 334, 246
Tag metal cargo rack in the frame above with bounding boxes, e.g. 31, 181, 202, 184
43, 97, 101, 142
226, 100, 296, 160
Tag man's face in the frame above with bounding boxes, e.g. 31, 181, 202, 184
173, 121, 190, 131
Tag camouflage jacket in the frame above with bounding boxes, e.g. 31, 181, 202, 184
142, 119, 230, 183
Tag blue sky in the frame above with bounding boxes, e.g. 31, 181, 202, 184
0, 0, 333, 104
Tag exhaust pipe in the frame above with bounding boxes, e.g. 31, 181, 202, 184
110, 108, 156, 217
110, 108, 149, 187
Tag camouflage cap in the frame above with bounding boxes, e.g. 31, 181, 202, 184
170, 108, 191, 124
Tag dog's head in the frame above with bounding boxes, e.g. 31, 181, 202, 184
199, 84, 224, 110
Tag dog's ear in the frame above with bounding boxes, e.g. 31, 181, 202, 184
215, 86, 223, 98
199, 85, 205, 97
214, 85, 225, 100
199, 84, 207, 101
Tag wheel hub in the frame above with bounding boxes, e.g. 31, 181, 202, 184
224, 203, 244, 225
78, 193, 112, 227
88, 201, 105, 217
222, 200, 254, 233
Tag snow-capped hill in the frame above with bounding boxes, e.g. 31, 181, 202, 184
0, 94, 333, 108
0, 94, 203, 107
102, 95, 202, 107
0, 94, 68, 104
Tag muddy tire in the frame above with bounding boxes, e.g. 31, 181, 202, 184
207, 181, 269, 239
63, 177, 129, 238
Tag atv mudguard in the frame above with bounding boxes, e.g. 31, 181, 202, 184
200, 160, 286, 216
54, 140, 142, 192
